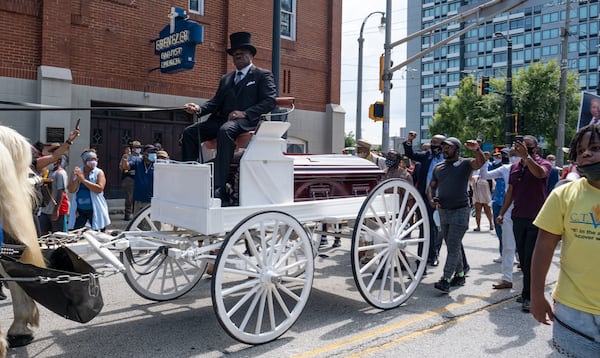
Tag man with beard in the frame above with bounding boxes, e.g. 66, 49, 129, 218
426, 137, 486, 293
403, 132, 446, 267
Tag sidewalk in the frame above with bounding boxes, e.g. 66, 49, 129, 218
106, 198, 129, 231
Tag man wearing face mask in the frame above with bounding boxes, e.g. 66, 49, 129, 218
121, 144, 157, 216
39, 153, 69, 234
497, 135, 552, 312
403, 131, 446, 267
67, 149, 111, 231
356, 139, 385, 169
119, 140, 142, 220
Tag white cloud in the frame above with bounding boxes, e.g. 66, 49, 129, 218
341, 1, 408, 146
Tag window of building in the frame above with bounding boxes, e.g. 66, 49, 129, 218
590, 4, 598, 18
591, 38, 599, 53
590, 73, 598, 89
580, 5, 588, 20
533, 15, 541, 29
580, 40, 587, 54
579, 57, 587, 71
590, 21, 598, 36
579, 23, 588, 38
281, 0, 296, 40
590, 56, 598, 70
447, 72, 460, 83
189, 0, 204, 15
579, 74, 587, 89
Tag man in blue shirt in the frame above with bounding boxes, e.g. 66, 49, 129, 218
120, 144, 157, 216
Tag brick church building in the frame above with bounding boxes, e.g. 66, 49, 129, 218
0, 0, 343, 197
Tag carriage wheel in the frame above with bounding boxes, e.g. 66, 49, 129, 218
212, 211, 314, 344
120, 205, 206, 301
351, 179, 430, 309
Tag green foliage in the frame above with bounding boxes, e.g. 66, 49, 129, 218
345, 132, 356, 148
429, 61, 580, 152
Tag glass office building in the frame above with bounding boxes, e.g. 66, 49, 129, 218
405, 0, 599, 144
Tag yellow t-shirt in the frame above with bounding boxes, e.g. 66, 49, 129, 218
533, 178, 600, 315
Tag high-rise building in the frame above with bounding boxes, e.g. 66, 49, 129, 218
406, 0, 599, 145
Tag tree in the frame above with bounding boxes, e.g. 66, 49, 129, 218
429, 75, 504, 144
429, 61, 580, 153
345, 132, 355, 148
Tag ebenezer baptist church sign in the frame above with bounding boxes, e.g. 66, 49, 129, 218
154, 7, 203, 73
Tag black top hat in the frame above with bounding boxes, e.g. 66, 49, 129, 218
227, 32, 257, 56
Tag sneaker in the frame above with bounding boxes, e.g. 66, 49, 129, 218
434, 278, 451, 293
493, 256, 502, 263
319, 238, 328, 247
450, 275, 465, 287
332, 238, 341, 248
521, 299, 531, 312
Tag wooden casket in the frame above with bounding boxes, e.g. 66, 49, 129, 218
290, 154, 384, 201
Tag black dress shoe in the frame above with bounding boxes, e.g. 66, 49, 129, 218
214, 187, 230, 207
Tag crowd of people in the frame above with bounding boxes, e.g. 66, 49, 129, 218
358, 125, 599, 356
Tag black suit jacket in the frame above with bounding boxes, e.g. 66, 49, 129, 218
403, 141, 439, 196
199, 65, 277, 131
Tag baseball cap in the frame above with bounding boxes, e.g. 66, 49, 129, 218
442, 137, 462, 150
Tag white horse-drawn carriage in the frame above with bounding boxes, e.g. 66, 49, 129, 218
2, 108, 430, 347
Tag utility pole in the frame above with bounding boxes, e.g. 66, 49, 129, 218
556, 0, 570, 168
381, 0, 392, 152
355, 11, 385, 142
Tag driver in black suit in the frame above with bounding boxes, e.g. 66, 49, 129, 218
182, 32, 277, 204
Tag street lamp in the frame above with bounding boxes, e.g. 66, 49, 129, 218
495, 32, 513, 147
355, 11, 385, 144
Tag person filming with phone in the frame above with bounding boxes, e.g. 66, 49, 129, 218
496, 135, 552, 312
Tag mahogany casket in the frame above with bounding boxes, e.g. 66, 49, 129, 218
290, 154, 384, 201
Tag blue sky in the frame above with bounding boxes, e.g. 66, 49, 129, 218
341, 1, 409, 145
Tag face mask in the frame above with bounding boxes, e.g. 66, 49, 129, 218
577, 162, 600, 181
510, 156, 520, 163
385, 159, 398, 168
431, 145, 441, 156
492, 158, 501, 165
86, 160, 98, 169
549, 160, 556, 167
147, 153, 157, 162
134, 148, 142, 154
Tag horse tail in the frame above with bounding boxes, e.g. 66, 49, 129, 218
0, 125, 46, 268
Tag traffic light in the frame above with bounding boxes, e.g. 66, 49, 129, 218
379, 54, 384, 93
369, 101, 384, 121
478, 76, 490, 95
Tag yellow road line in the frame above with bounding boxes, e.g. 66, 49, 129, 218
292, 290, 503, 358
347, 298, 511, 358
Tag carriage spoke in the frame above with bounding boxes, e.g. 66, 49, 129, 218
213, 211, 314, 344
352, 179, 429, 309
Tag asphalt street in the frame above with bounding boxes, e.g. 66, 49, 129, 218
1, 213, 560, 357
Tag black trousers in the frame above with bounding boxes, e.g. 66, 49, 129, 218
512, 216, 538, 300
181, 119, 247, 190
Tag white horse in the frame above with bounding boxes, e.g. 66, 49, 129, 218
0, 125, 46, 357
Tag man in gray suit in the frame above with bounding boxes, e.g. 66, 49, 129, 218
182, 32, 277, 204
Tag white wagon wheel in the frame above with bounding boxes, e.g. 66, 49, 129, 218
212, 211, 314, 344
120, 205, 207, 301
351, 179, 430, 309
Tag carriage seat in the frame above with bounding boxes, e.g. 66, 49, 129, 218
201, 97, 295, 152
202, 131, 254, 151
